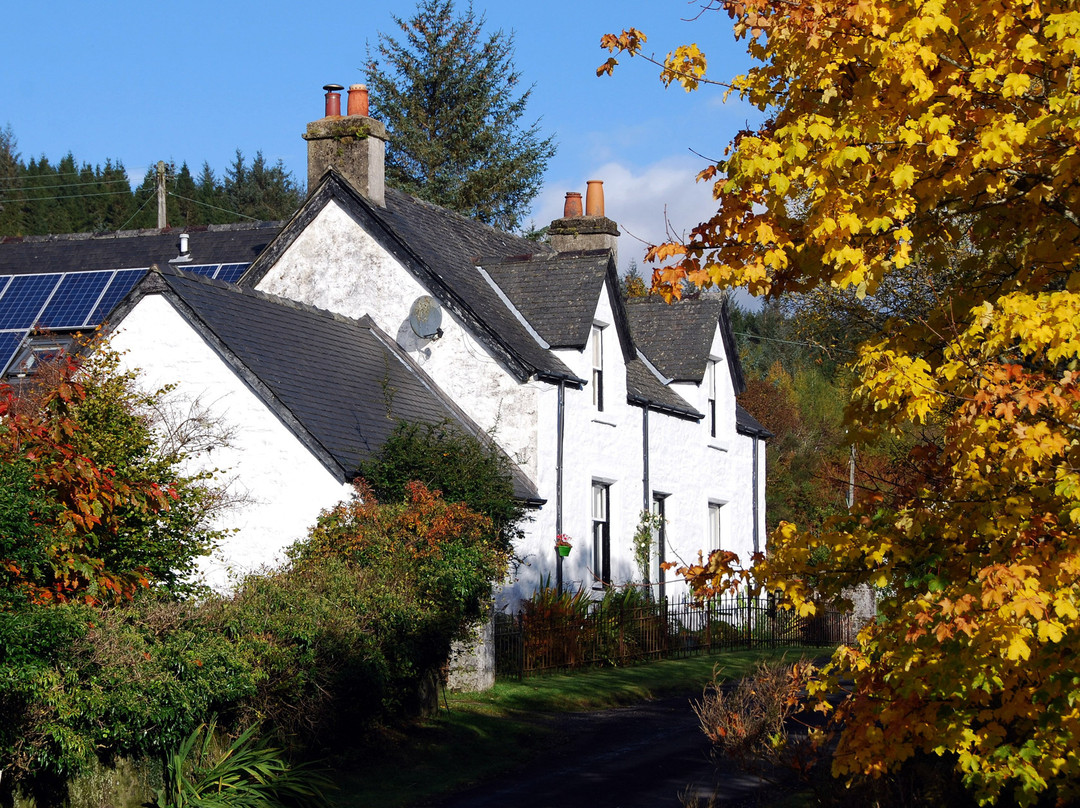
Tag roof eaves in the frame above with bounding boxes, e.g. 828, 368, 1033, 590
626, 393, 704, 421
735, 403, 773, 439
603, 256, 637, 365
720, 299, 747, 396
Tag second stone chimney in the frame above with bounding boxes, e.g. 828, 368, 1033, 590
548, 180, 619, 265
303, 83, 387, 207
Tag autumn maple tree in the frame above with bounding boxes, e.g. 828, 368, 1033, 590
602, 1, 1080, 803
0, 343, 223, 607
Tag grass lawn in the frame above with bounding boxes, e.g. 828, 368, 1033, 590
331, 646, 818, 808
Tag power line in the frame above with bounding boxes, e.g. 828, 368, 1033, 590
166, 191, 260, 222
733, 329, 856, 355
0, 189, 139, 203
116, 188, 157, 231
0, 167, 128, 183
0, 177, 132, 192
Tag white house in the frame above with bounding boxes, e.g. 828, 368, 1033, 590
0, 86, 769, 605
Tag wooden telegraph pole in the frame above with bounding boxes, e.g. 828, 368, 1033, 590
156, 161, 167, 229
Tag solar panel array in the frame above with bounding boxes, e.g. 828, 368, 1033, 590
0, 263, 249, 374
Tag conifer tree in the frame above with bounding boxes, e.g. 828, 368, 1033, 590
364, 0, 556, 231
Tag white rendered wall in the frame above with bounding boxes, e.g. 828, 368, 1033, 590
500, 282, 646, 607
657, 325, 762, 576
110, 295, 353, 591
254, 200, 540, 482
253, 208, 765, 609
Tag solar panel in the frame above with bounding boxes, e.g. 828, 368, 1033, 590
88, 269, 146, 325
0, 255, 255, 380
0, 332, 20, 375
39, 271, 113, 329
0, 274, 63, 330
217, 263, 249, 284
173, 263, 250, 283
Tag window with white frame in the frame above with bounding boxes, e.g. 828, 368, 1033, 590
706, 359, 718, 438
591, 324, 604, 411
708, 502, 722, 553
592, 481, 610, 584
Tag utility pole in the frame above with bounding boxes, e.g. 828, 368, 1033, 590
848, 444, 856, 509
156, 161, 167, 229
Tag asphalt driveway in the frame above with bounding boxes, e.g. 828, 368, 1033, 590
423, 692, 797, 808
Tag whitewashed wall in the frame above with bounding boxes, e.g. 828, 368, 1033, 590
251, 209, 766, 609
254, 200, 541, 483
110, 295, 353, 591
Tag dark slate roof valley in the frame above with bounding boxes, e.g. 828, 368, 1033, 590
138, 267, 539, 501
0, 221, 280, 275
478, 251, 610, 349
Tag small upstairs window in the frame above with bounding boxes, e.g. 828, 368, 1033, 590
592, 481, 611, 585
706, 359, 718, 438
591, 324, 604, 411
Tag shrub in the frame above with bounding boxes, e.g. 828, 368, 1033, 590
0, 341, 227, 606
356, 419, 526, 548
0, 483, 510, 799
693, 657, 818, 778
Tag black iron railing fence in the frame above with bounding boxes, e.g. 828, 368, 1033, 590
494, 594, 855, 678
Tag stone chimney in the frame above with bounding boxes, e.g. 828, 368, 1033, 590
303, 83, 387, 207
548, 180, 619, 265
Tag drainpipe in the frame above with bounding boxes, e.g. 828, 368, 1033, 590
752, 437, 760, 554
642, 408, 650, 512
556, 381, 565, 594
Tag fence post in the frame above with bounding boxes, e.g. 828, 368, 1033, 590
746, 595, 754, 650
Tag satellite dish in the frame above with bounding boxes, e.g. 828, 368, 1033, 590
409, 295, 443, 340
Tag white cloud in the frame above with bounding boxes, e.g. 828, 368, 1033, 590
532, 155, 717, 273
530, 155, 762, 311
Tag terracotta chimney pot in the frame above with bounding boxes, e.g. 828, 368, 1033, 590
563, 192, 583, 218
323, 83, 344, 117
585, 180, 605, 217
348, 84, 369, 117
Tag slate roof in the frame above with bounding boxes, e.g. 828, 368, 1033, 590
0, 222, 279, 275
122, 267, 540, 502
478, 251, 611, 349
625, 296, 723, 383
625, 358, 701, 419
736, 404, 772, 439
243, 173, 581, 385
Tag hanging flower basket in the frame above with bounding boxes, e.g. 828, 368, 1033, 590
556, 533, 573, 557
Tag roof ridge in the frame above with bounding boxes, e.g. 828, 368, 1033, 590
476, 248, 609, 266
0, 220, 282, 245
385, 186, 550, 250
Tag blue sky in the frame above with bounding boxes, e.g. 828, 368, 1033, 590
2, 1, 764, 279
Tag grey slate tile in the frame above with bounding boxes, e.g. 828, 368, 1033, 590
158, 268, 539, 500
479, 251, 610, 349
